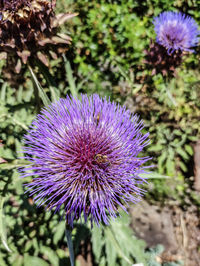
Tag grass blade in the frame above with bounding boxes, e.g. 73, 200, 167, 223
0, 197, 11, 252
28, 66, 51, 107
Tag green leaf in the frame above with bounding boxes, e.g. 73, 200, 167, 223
173, 129, 182, 136
24, 241, 33, 252
158, 150, 168, 173
140, 172, 170, 179
12, 256, 23, 266
92, 211, 148, 266
0, 160, 29, 170
24, 255, 49, 266
109, 212, 146, 264
35, 59, 60, 102
166, 157, 175, 176
184, 144, 193, 156
63, 55, 78, 98
28, 66, 51, 107
104, 227, 121, 265
40, 246, 59, 266
0, 197, 11, 252
176, 147, 189, 161
53, 221, 65, 245
188, 136, 198, 141
148, 144, 163, 152
179, 161, 187, 172
0, 82, 7, 102
99, 257, 106, 266
0, 255, 7, 266
91, 225, 103, 262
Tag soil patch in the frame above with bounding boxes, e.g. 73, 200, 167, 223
130, 200, 200, 266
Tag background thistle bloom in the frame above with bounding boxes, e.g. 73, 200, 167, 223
21, 94, 149, 227
0, 0, 76, 74
153, 11, 200, 54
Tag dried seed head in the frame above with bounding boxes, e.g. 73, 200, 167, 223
0, 0, 76, 80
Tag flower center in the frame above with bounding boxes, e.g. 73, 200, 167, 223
66, 129, 111, 175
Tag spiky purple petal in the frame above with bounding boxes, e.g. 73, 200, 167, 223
20, 94, 150, 227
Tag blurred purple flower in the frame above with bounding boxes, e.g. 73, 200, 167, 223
153, 11, 200, 54
21, 94, 149, 226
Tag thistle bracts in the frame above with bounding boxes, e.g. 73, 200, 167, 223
0, 0, 76, 73
144, 41, 183, 76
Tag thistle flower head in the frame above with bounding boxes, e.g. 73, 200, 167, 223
153, 11, 200, 53
21, 94, 150, 227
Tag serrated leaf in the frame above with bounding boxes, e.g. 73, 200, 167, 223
104, 227, 120, 266
109, 212, 146, 264
0, 160, 29, 170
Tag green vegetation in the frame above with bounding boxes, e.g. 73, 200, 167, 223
0, 0, 200, 265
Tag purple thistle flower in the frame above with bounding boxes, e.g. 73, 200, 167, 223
21, 94, 149, 227
153, 11, 200, 54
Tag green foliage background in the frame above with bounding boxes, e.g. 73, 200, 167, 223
0, 0, 200, 265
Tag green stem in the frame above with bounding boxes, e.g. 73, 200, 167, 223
65, 225, 74, 266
